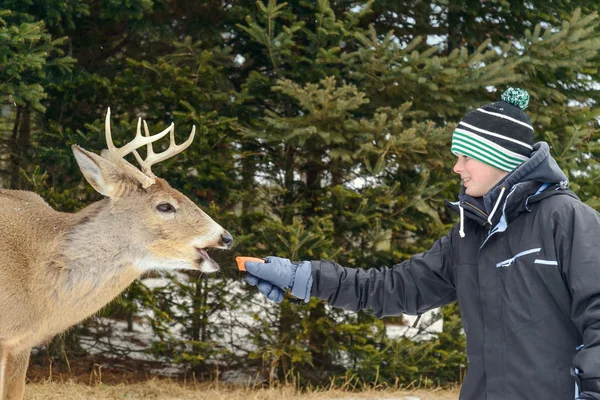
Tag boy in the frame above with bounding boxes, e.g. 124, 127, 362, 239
244, 88, 600, 400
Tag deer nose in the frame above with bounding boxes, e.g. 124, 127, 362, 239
221, 232, 234, 249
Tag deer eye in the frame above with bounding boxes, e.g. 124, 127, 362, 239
156, 203, 176, 213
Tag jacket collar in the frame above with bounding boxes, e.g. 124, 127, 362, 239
447, 142, 571, 232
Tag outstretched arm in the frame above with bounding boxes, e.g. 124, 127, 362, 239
310, 227, 458, 318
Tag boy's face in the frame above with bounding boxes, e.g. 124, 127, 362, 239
453, 154, 508, 197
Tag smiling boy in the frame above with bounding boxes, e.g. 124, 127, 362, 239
454, 154, 508, 197
244, 88, 600, 400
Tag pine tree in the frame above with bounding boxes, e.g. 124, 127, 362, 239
1, 0, 600, 388
0, 9, 74, 188
233, 0, 600, 385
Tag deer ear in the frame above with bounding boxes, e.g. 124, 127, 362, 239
72, 145, 124, 198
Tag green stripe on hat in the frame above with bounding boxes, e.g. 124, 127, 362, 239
452, 129, 527, 164
451, 142, 516, 171
451, 140, 521, 171
452, 143, 519, 171
452, 131, 525, 172
452, 139, 521, 167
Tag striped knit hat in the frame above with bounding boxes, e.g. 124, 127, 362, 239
451, 88, 534, 172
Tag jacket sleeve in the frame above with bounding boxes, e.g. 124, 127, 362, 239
553, 201, 600, 397
310, 226, 458, 318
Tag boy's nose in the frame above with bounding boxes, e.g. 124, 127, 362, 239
453, 158, 463, 174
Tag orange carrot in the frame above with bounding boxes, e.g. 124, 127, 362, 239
236, 256, 265, 271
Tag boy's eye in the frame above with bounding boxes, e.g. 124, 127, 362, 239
463, 155, 471, 160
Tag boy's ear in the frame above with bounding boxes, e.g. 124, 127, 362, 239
72, 145, 131, 198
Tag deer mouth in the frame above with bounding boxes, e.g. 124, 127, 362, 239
195, 248, 220, 271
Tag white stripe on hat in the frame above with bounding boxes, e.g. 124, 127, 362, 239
476, 107, 534, 130
451, 135, 522, 170
451, 143, 519, 171
454, 129, 530, 161
458, 121, 534, 150
452, 145, 522, 172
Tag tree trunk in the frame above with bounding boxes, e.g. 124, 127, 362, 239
191, 276, 203, 343
307, 302, 331, 381
303, 159, 333, 379
276, 144, 296, 382
191, 275, 208, 377
9, 105, 31, 189
240, 141, 257, 215
305, 160, 322, 216
282, 144, 295, 224
126, 311, 134, 332
446, 5, 464, 55
276, 300, 295, 382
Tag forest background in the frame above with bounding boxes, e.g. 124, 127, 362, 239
1, 0, 600, 390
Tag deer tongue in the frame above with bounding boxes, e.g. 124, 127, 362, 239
196, 248, 219, 269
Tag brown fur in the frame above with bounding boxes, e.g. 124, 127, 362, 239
0, 125, 232, 399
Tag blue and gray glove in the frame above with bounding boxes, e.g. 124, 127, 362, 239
245, 256, 313, 303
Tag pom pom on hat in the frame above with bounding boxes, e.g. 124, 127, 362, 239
501, 87, 529, 110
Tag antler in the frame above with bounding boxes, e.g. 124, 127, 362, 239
132, 120, 196, 175
102, 107, 196, 176
103, 107, 172, 163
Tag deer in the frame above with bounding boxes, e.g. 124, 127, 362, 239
0, 109, 234, 399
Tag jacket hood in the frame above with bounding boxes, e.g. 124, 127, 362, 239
478, 141, 568, 213
506, 142, 568, 185
448, 142, 574, 233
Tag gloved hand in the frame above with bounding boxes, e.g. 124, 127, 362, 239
245, 256, 313, 303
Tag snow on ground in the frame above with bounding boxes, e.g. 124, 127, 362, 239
386, 314, 444, 342
54, 275, 442, 381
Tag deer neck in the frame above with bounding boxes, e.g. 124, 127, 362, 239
52, 199, 144, 314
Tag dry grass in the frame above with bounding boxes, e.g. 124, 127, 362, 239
24, 380, 460, 400
24, 357, 460, 399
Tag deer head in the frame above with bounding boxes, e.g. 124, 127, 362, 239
71, 108, 233, 273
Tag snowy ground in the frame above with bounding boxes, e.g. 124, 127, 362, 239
46, 275, 443, 382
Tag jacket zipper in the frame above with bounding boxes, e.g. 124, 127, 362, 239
462, 201, 489, 218
480, 184, 521, 249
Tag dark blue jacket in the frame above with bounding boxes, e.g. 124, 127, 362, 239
310, 142, 600, 400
